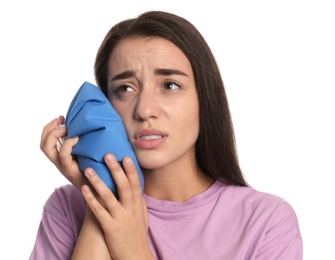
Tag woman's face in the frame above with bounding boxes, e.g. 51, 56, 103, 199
107, 37, 199, 171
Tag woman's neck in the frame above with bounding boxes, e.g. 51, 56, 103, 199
143, 163, 214, 203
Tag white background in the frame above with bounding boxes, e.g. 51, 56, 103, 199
1, 0, 334, 259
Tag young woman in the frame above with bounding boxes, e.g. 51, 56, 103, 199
30, 11, 303, 259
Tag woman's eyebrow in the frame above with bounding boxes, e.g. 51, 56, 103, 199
155, 68, 189, 77
111, 70, 134, 81
111, 68, 188, 81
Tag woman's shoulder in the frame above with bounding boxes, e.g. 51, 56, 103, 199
45, 184, 83, 204
213, 182, 303, 258
216, 181, 299, 220
218, 181, 289, 205
43, 184, 86, 222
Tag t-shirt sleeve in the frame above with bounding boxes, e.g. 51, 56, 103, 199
29, 185, 85, 260
255, 200, 303, 259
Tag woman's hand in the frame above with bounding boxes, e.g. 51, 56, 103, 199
40, 116, 88, 190
81, 153, 154, 260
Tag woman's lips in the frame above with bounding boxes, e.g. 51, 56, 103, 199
134, 128, 166, 149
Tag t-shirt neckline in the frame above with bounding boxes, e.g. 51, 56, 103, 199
143, 180, 224, 213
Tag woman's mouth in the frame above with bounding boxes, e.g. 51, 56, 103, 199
140, 135, 163, 140
134, 129, 166, 149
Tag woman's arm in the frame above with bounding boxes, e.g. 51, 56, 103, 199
81, 154, 155, 260
40, 116, 112, 258
40, 117, 154, 259
72, 206, 111, 260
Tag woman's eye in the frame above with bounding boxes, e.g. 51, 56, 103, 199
116, 84, 134, 93
163, 81, 181, 90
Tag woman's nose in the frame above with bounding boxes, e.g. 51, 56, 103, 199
134, 89, 160, 121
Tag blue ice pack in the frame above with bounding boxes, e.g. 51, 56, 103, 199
65, 81, 144, 196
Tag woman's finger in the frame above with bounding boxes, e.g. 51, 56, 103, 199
122, 156, 143, 204
104, 154, 133, 205
40, 116, 64, 146
58, 136, 87, 188
83, 167, 120, 214
40, 118, 61, 151
81, 183, 113, 227
40, 116, 65, 148
40, 118, 67, 170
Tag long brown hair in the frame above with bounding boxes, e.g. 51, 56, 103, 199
94, 11, 248, 186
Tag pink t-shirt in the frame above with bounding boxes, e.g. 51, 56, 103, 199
30, 181, 302, 259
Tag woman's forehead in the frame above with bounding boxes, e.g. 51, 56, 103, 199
107, 37, 192, 78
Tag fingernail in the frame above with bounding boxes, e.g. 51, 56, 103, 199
85, 168, 95, 177
123, 157, 132, 166
105, 153, 117, 163
82, 185, 90, 193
